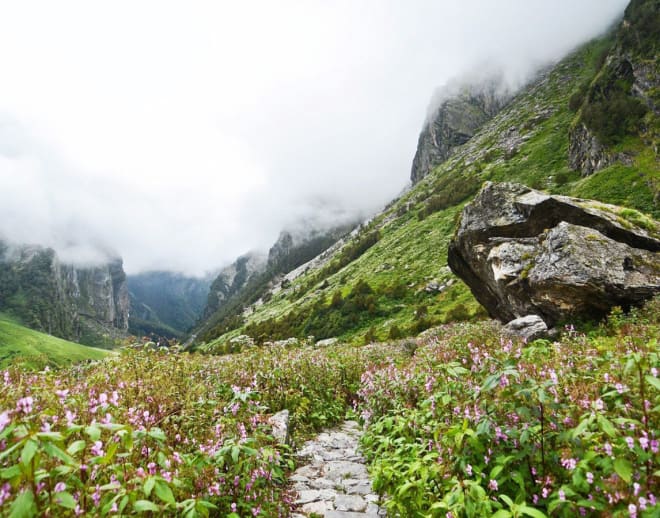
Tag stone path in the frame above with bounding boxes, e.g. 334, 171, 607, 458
290, 420, 385, 517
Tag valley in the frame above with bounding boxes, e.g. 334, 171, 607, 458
0, 0, 658, 516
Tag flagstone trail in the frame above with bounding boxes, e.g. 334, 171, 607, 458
290, 420, 386, 517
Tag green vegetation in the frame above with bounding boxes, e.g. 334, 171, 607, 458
0, 313, 108, 369
0, 338, 397, 517
0, 300, 657, 516
360, 299, 660, 517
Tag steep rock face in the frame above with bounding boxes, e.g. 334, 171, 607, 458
410, 76, 511, 184
0, 241, 129, 346
203, 253, 267, 319
448, 183, 660, 326
568, 0, 659, 176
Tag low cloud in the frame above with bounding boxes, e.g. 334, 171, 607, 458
0, 0, 627, 275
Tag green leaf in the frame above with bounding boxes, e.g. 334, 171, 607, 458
133, 500, 160, 513
154, 480, 175, 505
231, 445, 240, 464
148, 428, 166, 442
66, 440, 86, 456
20, 439, 38, 467
597, 414, 616, 438
42, 442, 74, 464
144, 477, 155, 497
492, 511, 512, 518
54, 491, 77, 510
35, 432, 64, 442
571, 415, 593, 438
645, 375, 660, 391
0, 465, 21, 479
576, 499, 606, 510
613, 457, 632, 483
500, 494, 514, 507
519, 505, 548, 518
84, 425, 101, 442
9, 489, 36, 518
490, 465, 503, 479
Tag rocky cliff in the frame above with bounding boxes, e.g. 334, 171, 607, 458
410, 75, 512, 184
568, 0, 658, 176
203, 252, 267, 319
0, 241, 129, 347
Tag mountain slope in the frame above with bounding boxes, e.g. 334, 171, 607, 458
0, 313, 108, 369
196, 222, 356, 342
128, 271, 213, 338
411, 73, 512, 184
0, 241, 129, 348
196, 19, 658, 351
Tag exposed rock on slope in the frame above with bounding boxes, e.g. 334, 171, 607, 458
203, 253, 267, 319
410, 75, 512, 184
568, 0, 658, 175
448, 182, 660, 327
0, 241, 129, 346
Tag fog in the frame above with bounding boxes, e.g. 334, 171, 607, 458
0, 0, 627, 275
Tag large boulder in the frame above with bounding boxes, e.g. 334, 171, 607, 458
448, 182, 660, 326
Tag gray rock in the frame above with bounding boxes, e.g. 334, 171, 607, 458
295, 489, 321, 504
325, 461, 369, 481
448, 182, 660, 327
301, 500, 333, 514
334, 494, 367, 512
411, 74, 512, 183
503, 315, 548, 342
268, 409, 289, 444
316, 337, 339, 347
325, 512, 369, 518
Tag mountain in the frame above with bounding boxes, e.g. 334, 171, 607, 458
202, 252, 267, 320
0, 312, 109, 369
127, 271, 214, 338
410, 73, 512, 184
0, 241, 129, 348
195, 8, 658, 352
196, 222, 356, 343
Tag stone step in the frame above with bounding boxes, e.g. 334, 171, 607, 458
289, 420, 386, 517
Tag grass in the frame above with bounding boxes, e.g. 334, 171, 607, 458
0, 313, 109, 369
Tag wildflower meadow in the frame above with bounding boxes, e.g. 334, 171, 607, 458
0, 298, 658, 517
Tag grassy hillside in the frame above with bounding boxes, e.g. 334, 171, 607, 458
197, 32, 658, 353
0, 313, 109, 369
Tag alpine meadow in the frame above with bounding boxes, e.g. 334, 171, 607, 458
0, 1, 658, 517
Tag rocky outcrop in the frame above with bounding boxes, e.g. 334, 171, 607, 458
203, 252, 267, 318
410, 75, 511, 184
0, 241, 129, 346
448, 183, 660, 327
568, 123, 633, 176
568, 0, 658, 176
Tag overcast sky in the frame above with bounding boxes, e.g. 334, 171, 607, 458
0, 0, 627, 275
